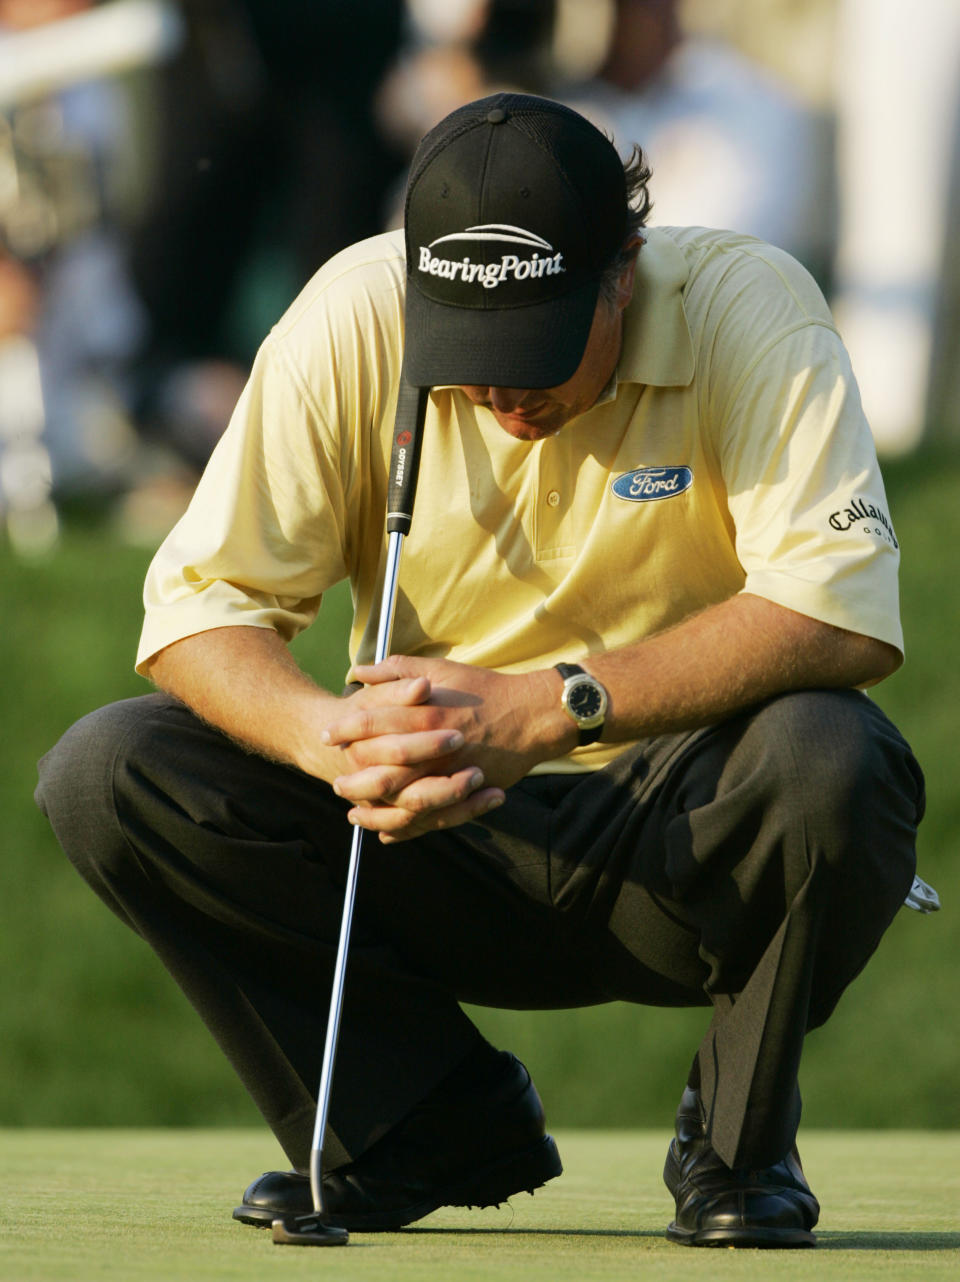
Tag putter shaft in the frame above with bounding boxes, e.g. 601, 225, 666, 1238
308, 527, 407, 1215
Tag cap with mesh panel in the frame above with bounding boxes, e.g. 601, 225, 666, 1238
403, 92, 628, 389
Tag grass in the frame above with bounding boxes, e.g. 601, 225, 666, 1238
1, 1130, 958, 1281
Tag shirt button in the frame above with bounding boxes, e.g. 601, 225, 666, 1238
546, 490, 560, 507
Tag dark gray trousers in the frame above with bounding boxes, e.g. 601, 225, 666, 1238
35, 688, 923, 1173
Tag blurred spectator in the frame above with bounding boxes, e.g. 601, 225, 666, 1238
0, 250, 38, 340
681, 0, 839, 114
128, 0, 406, 476
564, 0, 832, 282
376, 0, 557, 162
831, 0, 960, 453
0, 0, 151, 545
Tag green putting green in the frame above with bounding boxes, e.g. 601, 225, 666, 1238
2, 1130, 957, 1281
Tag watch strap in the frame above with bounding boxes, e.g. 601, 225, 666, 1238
555, 662, 583, 681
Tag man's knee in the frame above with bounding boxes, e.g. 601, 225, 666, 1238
36, 694, 176, 877
738, 689, 921, 892
748, 689, 918, 816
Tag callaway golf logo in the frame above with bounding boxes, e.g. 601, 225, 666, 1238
828, 496, 898, 548
418, 224, 565, 289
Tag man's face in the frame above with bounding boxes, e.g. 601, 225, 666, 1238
457, 249, 639, 442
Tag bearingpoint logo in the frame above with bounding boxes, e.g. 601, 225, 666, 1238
418, 224, 565, 289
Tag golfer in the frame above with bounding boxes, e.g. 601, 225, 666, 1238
37, 93, 924, 1248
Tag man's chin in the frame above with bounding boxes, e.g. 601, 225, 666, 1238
494, 413, 564, 441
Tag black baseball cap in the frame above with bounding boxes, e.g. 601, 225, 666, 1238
403, 92, 629, 389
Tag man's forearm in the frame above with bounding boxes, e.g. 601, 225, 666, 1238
145, 626, 346, 781
585, 592, 901, 743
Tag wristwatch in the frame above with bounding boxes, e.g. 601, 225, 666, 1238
555, 663, 608, 746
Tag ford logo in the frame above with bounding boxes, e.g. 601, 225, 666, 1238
612, 465, 694, 502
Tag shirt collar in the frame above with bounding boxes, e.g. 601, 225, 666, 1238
614, 228, 695, 390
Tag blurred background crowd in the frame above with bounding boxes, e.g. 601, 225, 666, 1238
2, 0, 959, 556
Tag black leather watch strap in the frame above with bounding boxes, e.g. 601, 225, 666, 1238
555, 662, 583, 681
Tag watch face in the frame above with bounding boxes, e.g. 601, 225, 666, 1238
568, 680, 604, 721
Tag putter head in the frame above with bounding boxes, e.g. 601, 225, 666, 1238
271, 1213, 349, 1247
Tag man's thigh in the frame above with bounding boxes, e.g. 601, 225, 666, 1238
538, 688, 922, 1012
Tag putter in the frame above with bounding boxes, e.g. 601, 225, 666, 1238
272, 375, 429, 1247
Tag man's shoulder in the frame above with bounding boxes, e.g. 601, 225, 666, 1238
619, 226, 836, 390
270, 230, 407, 347
652, 225, 833, 327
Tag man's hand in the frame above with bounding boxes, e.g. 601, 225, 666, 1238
147, 630, 563, 843
323, 656, 568, 842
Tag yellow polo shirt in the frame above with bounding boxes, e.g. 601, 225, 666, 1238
138, 226, 902, 771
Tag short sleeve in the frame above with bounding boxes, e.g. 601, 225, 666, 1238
136, 337, 350, 673
719, 321, 902, 654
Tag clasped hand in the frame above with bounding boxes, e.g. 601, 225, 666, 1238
320, 656, 551, 843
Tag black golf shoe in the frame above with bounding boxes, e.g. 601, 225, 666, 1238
233, 1047, 562, 1231
663, 1085, 820, 1248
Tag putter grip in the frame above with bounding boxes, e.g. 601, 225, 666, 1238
386, 379, 428, 535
